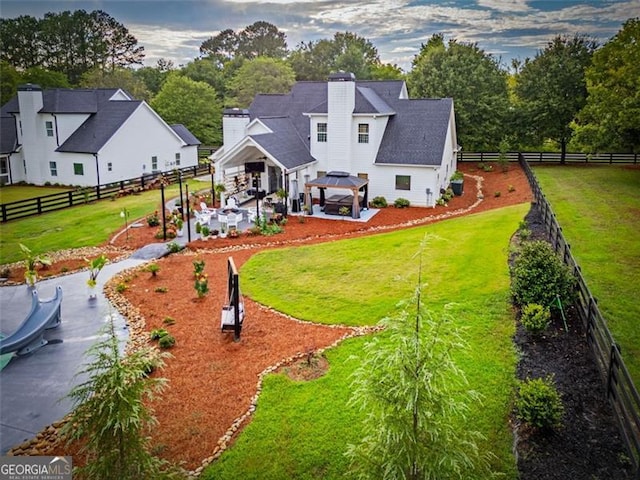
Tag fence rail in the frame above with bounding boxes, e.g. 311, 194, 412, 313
0, 164, 211, 223
458, 151, 639, 164
519, 153, 640, 478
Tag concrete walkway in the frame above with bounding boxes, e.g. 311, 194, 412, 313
0, 253, 163, 453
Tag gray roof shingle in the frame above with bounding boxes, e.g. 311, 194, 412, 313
57, 101, 141, 153
171, 124, 201, 145
250, 117, 315, 170
1, 87, 200, 155
246, 79, 449, 169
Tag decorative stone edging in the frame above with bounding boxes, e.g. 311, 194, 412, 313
0, 245, 131, 286
6, 173, 486, 472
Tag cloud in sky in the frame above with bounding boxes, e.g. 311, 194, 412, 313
1, 0, 636, 71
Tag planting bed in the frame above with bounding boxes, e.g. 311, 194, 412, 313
512, 206, 633, 479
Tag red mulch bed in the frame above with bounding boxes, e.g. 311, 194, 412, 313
109, 162, 532, 471
41, 162, 532, 472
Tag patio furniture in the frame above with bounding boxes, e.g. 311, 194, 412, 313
226, 212, 239, 230
200, 202, 215, 216
323, 194, 365, 216
194, 210, 211, 226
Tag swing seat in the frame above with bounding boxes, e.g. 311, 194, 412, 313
220, 302, 245, 331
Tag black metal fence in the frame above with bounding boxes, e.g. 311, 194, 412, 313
519, 153, 640, 478
0, 164, 210, 223
458, 151, 639, 164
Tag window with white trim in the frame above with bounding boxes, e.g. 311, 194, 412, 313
151, 156, 158, 171
317, 123, 327, 142
175, 153, 181, 166
45, 121, 54, 137
358, 123, 369, 143
107, 162, 113, 172
49, 161, 57, 176
395, 175, 411, 191
73, 163, 84, 175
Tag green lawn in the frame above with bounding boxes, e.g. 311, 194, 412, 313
0, 185, 74, 204
0, 183, 189, 265
204, 203, 529, 479
533, 164, 640, 387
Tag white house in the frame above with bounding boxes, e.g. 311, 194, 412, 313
211, 72, 459, 210
0, 84, 200, 187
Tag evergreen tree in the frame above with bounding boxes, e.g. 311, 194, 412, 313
347, 241, 493, 479
62, 317, 180, 479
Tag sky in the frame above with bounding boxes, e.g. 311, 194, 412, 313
1, 0, 637, 72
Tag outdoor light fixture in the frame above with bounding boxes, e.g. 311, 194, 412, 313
120, 208, 129, 241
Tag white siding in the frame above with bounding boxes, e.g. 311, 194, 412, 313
97, 104, 192, 184
367, 165, 440, 207
309, 116, 328, 162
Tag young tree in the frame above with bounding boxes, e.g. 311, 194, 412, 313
408, 34, 510, 150
514, 35, 597, 162
62, 317, 177, 479
347, 242, 492, 479
572, 18, 640, 153
151, 73, 223, 145
226, 56, 296, 108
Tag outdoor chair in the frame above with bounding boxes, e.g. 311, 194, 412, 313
194, 210, 211, 226
226, 212, 239, 229
200, 202, 215, 216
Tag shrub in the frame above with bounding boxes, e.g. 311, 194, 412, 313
450, 170, 464, 181
494, 191, 501, 197
511, 240, 575, 308
158, 334, 176, 349
146, 263, 160, 276
116, 282, 127, 293
521, 303, 551, 334
516, 376, 564, 429
146, 211, 160, 227
394, 197, 410, 208
166, 242, 182, 254
371, 196, 388, 208
194, 273, 209, 298
154, 286, 168, 293
193, 259, 205, 277
163, 317, 176, 326
150, 328, 169, 341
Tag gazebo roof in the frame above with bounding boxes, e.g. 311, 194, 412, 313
305, 171, 368, 189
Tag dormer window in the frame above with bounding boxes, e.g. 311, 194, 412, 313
45, 121, 54, 137
358, 123, 369, 144
317, 123, 327, 142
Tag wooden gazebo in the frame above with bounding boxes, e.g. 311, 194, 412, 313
304, 171, 369, 219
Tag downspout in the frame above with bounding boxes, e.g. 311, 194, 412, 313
94, 153, 101, 200
52, 113, 60, 147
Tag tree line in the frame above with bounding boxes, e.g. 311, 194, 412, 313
1, 11, 638, 155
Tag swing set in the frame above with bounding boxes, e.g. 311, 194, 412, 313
220, 256, 245, 341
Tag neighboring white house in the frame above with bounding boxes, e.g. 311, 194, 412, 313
211, 72, 459, 208
0, 84, 200, 187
